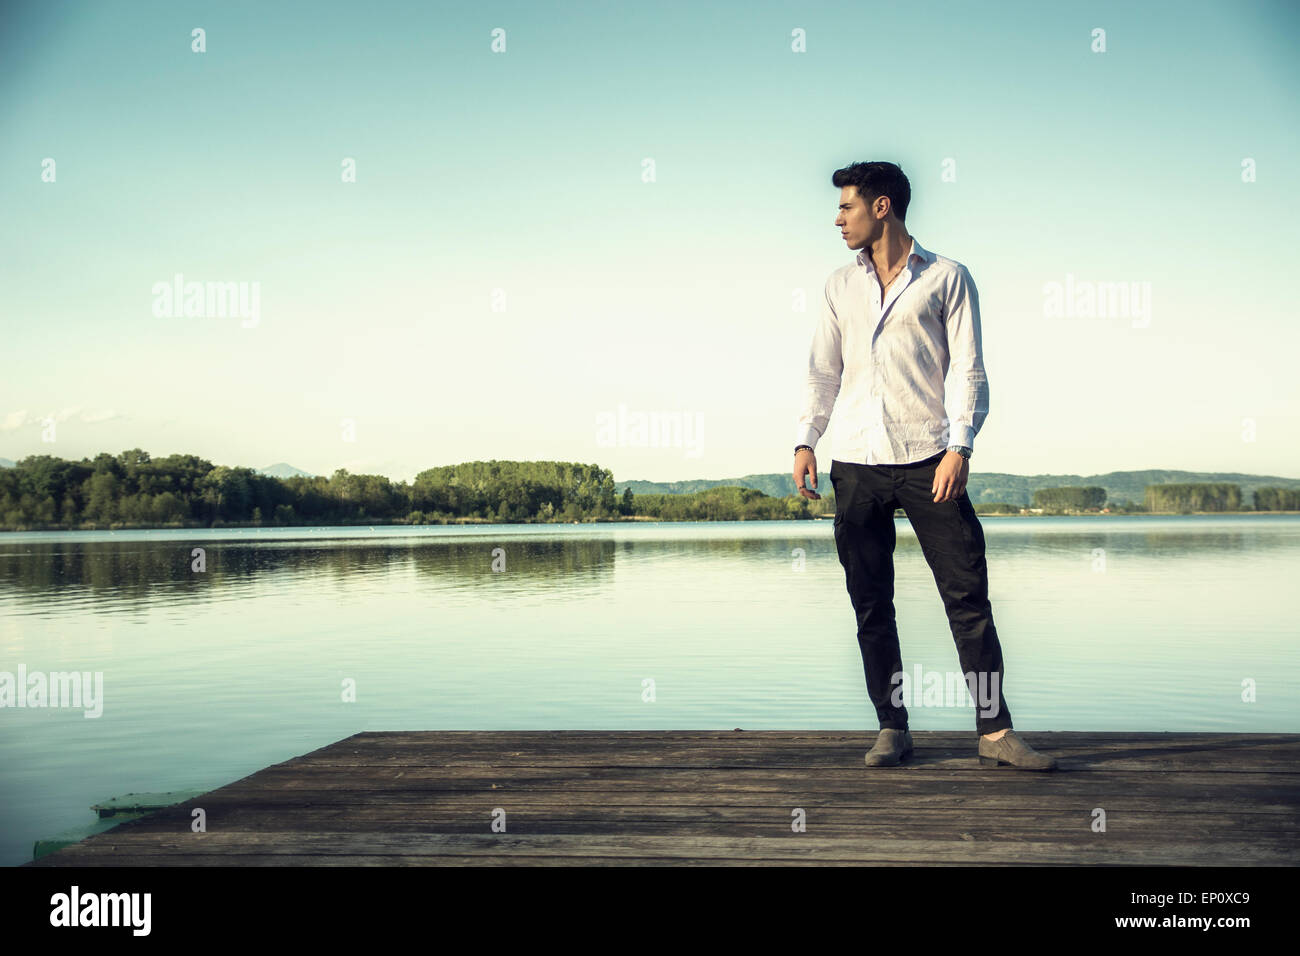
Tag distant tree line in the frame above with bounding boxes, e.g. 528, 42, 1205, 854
0, 450, 626, 530
1254, 487, 1300, 511
1027, 482, 1300, 514
630, 486, 809, 521
1032, 486, 1108, 511
1144, 482, 1242, 513
1, 452, 1296, 530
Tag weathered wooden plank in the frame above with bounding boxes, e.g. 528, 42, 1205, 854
99, 788, 1300, 818
293, 757, 1300, 772
283, 732, 1300, 773
39, 840, 1297, 865
30, 832, 1300, 866
23, 854, 1042, 867
75, 810, 1300, 846
201, 766, 1300, 797
296, 738, 1300, 755
332, 730, 1298, 747
92, 791, 1300, 816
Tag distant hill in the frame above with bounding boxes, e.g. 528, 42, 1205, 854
0, 458, 13, 469
258, 462, 315, 479
616, 468, 1300, 507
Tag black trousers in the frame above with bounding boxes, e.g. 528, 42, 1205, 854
829, 451, 1013, 737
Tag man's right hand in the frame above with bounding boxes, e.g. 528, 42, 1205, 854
794, 448, 820, 500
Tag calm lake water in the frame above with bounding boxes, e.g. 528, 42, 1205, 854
2, 515, 1298, 866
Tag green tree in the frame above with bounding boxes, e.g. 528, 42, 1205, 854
84, 471, 119, 523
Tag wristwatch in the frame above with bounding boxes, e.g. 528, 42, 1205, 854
947, 445, 972, 459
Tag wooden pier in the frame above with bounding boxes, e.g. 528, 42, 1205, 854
26, 731, 1300, 866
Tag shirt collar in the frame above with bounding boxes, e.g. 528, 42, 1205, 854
856, 235, 932, 271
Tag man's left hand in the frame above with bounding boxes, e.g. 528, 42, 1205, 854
932, 451, 970, 503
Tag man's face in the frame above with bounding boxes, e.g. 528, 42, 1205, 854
836, 185, 883, 250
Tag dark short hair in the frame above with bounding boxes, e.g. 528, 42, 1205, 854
832, 161, 911, 221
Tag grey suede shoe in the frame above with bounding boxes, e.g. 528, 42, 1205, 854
977, 730, 1057, 770
865, 728, 913, 767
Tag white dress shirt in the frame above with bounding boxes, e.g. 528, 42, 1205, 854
795, 236, 988, 465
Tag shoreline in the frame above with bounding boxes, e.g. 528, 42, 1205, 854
2, 510, 1298, 533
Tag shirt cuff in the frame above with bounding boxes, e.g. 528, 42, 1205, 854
795, 424, 822, 450
947, 423, 975, 448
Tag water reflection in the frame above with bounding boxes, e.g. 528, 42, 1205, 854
1, 518, 1294, 615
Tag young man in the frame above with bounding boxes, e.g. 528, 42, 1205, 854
793, 161, 1056, 771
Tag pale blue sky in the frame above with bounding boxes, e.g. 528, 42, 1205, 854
2, 0, 1297, 482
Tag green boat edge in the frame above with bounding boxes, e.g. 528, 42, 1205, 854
33, 789, 209, 861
